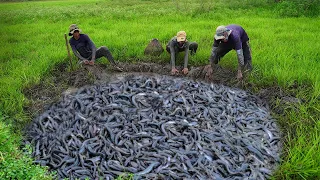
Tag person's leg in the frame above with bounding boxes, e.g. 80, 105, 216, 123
166, 45, 171, 54
242, 41, 252, 70
189, 42, 198, 55
96, 46, 116, 65
212, 43, 233, 64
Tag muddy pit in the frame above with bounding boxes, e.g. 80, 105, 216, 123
22, 62, 300, 179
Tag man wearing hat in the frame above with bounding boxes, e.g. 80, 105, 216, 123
206, 24, 252, 80
166, 31, 198, 75
68, 24, 121, 70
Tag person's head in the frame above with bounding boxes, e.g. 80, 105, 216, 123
176, 31, 187, 45
214, 25, 232, 42
68, 24, 81, 39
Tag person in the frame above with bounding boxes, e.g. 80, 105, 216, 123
68, 24, 122, 70
166, 31, 198, 75
205, 24, 252, 80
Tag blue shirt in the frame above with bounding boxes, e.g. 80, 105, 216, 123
69, 34, 96, 60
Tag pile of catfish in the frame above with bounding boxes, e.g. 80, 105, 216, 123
26, 74, 281, 179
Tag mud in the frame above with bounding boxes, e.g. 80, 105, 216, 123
23, 61, 301, 120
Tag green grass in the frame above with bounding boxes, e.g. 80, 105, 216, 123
275, 107, 320, 179
0, 113, 53, 179
0, 0, 319, 179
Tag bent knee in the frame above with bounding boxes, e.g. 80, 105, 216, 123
190, 42, 198, 46
99, 46, 110, 51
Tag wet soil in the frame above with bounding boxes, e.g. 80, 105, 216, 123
23, 61, 302, 119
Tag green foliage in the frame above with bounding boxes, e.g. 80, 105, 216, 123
273, 104, 320, 179
275, 0, 320, 17
215, 0, 272, 9
0, 113, 52, 180
0, 0, 49, 2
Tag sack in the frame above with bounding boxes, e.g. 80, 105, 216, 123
144, 38, 164, 56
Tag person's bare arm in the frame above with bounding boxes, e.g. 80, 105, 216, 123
236, 49, 245, 79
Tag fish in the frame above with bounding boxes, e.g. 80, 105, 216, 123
25, 74, 282, 180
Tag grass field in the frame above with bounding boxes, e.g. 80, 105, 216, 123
0, 0, 319, 179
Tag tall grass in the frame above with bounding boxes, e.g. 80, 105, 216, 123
0, 0, 319, 179
275, 0, 320, 17
274, 105, 320, 179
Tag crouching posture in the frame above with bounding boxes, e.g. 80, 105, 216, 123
166, 31, 198, 75
206, 24, 252, 80
68, 24, 121, 70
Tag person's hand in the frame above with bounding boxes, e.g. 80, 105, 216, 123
171, 68, 179, 75
89, 60, 95, 65
237, 70, 243, 80
204, 65, 213, 78
83, 59, 89, 65
204, 65, 213, 82
112, 64, 124, 72
182, 68, 188, 75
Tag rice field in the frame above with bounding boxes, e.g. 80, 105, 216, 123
0, 0, 319, 179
